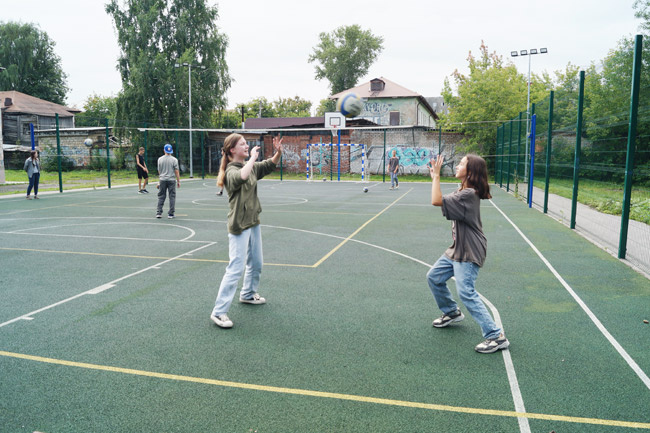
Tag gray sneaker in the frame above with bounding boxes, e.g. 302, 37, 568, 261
475, 334, 510, 354
432, 310, 465, 328
239, 293, 266, 304
210, 314, 233, 328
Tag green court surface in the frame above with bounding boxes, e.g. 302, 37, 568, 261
0, 179, 648, 433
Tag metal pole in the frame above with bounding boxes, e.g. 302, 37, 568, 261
105, 118, 111, 189
528, 114, 537, 207
525, 53, 531, 179
55, 114, 63, 193
382, 129, 387, 182
619, 34, 643, 259
570, 71, 585, 230
188, 64, 193, 178
544, 91, 554, 214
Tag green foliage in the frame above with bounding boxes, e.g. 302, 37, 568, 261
315, 99, 336, 116
308, 25, 384, 94
0, 21, 69, 104
441, 41, 531, 156
75, 94, 118, 127
105, 0, 232, 137
274, 96, 312, 117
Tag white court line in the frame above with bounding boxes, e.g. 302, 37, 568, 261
0, 242, 216, 328
0, 220, 199, 243
489, 199, 650, 390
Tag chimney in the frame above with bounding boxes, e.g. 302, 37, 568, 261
4, 98, 12, 106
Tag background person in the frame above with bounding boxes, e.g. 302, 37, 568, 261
427, 154, 509, 354
136, 147, 149, 193
388, 149, 399, 190
156, 144, 180, 219
24, 150, 41, 199
210, 133, 283, 328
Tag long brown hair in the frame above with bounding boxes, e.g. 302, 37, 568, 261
462, 154, 492, 199
217, 133, 244, 188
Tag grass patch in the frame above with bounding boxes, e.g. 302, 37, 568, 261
533, 177, 650, 224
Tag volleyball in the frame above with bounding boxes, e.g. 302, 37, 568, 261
84, 138, 93, 146
363, 187, 369, 193
336, 92, 363, 118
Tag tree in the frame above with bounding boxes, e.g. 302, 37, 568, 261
315, 99, 336, 116
441, 41, 535, 156
273, 96, 312, 117
75, 94, 118, 127
308, 25, 383, 95
0, 21, 68, 104
105, 0, 232, 136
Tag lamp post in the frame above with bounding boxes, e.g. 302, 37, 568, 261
511, 48, 547, 177
175, 62, 205, 178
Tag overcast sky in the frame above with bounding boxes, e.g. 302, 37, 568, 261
1, 0, 644, 113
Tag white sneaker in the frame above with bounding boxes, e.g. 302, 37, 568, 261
211, 314, 233, 328
239, 293, 266, 304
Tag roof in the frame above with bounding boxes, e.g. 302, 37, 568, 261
244, 117, 325, 129
0, 91, 80, 117
244, 117, 377, 130
331, 77, 438, 119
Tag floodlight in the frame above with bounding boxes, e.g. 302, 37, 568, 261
511, 51, 518, 57
540, 48, 548, 53
520, 50, 528, 56
530, 48, 538, 55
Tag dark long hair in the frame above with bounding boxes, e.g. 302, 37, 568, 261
462, 154, 492, 199
217, 133, 244, 188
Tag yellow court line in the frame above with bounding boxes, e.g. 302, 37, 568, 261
0, 350, 648, 429
312, 188, 412, 268
0, 247, 313, 268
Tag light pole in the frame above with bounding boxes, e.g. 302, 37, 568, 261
511, 48, 547, 177
175, 62, 205, 178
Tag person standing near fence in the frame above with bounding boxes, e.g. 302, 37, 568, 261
156, 144, 180, 219
24, 150, 41, 199
426, 154, 509, 354
210, 133, 283, 329
389, 149, 399, 190
136, 147, 149, 194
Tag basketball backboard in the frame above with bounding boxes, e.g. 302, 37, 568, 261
325, 112, 345, 129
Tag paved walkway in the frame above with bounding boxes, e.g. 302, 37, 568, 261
526, 185, 650, 278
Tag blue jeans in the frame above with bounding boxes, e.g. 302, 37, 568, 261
27, 173, 40, 196
212, 224, 263, 316
427, 254, 501, 339
390, 172, 398, 187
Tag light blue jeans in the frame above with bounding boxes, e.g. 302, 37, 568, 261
390, 172, 398, 187
427, 254, 501, 340
212, 224, 263, 316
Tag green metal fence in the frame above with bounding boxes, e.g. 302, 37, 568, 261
495, 35, 650, 275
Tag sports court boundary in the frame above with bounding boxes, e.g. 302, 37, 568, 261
1, 350, 648, 430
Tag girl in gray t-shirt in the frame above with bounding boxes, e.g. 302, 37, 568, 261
426, 154, 510, 354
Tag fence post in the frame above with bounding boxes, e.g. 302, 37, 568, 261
105, 118, 111, 189
382, 129, 387, 182
619, 34, 643, 259
528, 114, 537, 207
55, 113, 63, 193
499, 123, 505, 187
507, 118, 513, 192
200, 132, 205, 180
544, 91, 554, 214
143, 122, 148, 164
570, 71, 585, 230
516, 112, 523, 191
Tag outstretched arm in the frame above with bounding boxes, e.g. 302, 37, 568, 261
270, 136, 283, 165
429, 155, 444, 207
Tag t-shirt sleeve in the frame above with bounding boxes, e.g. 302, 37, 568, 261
226, 166, 245, 190
441, 189, 473, 222
253, 159, 277, 179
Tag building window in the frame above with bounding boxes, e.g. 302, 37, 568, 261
389, 111, 400, 126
